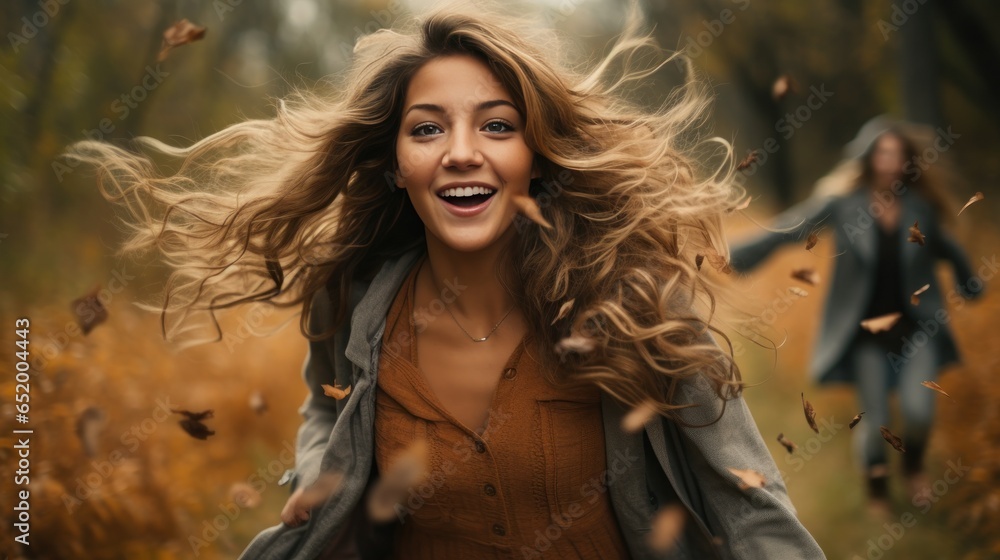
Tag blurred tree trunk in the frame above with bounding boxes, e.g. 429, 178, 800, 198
897, 1, 943, 128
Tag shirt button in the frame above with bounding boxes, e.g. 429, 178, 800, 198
484, 483, 496, 496
492, 523, 506, 536
475, 440, 486, 453
502, 367, 517, 380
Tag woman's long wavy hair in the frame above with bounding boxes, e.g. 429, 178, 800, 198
65, 0, 747, 425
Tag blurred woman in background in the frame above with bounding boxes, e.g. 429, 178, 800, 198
730, 116, 982, 515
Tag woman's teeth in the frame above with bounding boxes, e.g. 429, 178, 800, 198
439, 186, 496, 198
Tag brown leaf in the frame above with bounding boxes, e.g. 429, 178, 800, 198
71, 286, 109, 335
880, 426, 906, 453
920, 380, 954, 401
75, 406, 106, 457
551, 299, 576, 325
299, 471, 347, 511
957, 192, 984, 216
801, 392, 819, 434
695, 254, 705, 270
736, 151, 759, 172
805, 233, 819, 251
776, 432, 797, 454
908, 220, 925, 246
910, 284, 930, 306
727, 467, 767, 491
171, 408, 215, 440
860, 312, 902, 334
787, 286, 809, 298
706, 251, 732, 274
367, 440, 429, 522
621, 400, 659, 433
511, 192, 553, 230
321, 383, 351, 400
249, 390, 268, 415
771, 74, 799, 101
849, 411, 865, 430
554, 334, 596, 357
229, 482, 262, 509
158, 19, 207, 62
647, 504, 687, 553
791, 268, 820, 286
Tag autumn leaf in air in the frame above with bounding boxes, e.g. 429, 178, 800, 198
777, 433, 797, 454
554, 334, 596, 357
621, 400, 658, 433
880, 426, 906, 453
229, 482, 262, 508
706, 251, 732, 274
957, 192, 984, 216
791, 268, 820, 286
860, 312, 902, 334
322, 383, 351, 400
788, 286, 808, 298
727, 196, 752, 212
249, 390, 268, 414
771, 74, 799, 101
551, 299, 575, 325
171, 408, 215, 440
298, 471, 347, 511
647, 504, 687, 553
158, 19, 207, 62
910, 284, 930, 306
367, 440, 429, 522
849, 412, 865, 429
727, 467, 767, 491
920, 380, 954, 401
801, 392, 819, 433
736, 151, 759, 172
908, 220, 925, 246
71, 286, 109, 335
75, 406, 106, 457
805, 233, 819, 251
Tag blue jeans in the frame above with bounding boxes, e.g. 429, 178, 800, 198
850, 333, 937, 473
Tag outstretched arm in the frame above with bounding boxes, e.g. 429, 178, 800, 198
729, 195, 837, 273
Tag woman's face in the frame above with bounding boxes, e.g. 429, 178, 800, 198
870, 133, 907, 183
395, 54, 539, 253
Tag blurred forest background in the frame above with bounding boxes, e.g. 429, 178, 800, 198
2, 0, 999, 558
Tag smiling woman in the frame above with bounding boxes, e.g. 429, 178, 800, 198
62, 0, 826, 558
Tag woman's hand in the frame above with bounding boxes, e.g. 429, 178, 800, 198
280, 487, 312, 527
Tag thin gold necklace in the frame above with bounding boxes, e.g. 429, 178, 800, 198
421, 258, 516, 343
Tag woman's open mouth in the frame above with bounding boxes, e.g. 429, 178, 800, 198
437, 185, 497, 217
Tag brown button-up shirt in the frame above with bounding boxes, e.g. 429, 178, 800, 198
374, 257, 632, 559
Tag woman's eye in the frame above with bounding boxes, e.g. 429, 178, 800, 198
484, 120, 513, 133
412, 124, 442, 137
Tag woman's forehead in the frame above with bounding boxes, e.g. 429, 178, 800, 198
402, 54, 517, 115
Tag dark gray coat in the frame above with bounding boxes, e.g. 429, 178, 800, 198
239, 246, 826, 559
730, 187, 981, 385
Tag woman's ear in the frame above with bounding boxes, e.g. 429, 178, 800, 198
394, 169, 406, 189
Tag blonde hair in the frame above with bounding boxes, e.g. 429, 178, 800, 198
64, 0, 746, 425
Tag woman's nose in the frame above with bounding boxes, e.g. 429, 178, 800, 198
442, 128, 483, 169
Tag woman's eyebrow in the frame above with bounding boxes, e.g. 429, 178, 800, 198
403, 99, 521, 117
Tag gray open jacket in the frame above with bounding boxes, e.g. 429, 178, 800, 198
239, 247, 826, 559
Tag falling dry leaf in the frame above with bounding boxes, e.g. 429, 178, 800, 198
805, 233, 819, 251
736, 151, 760, 172
957, 192, 984, 216
621, 400, 659, 433
727, 467, 767, 491
791, 268, 820, 286
777, 433, 797, 454
849, 412, 865, 429
771, 74, 799, 101
695, 254, 705, 270
249, 390, 268, 415
706, 251, 732, 274
908, 220, 925, 246
647, 504, 687, 553
551, 299, 576, 325
920, 380, 954, 401
367, 440, 429, 522
880, 426, 906, 453
171, 408, 215, 440
860, 312, 902, 334
321, 383, 351, 400
158, 19, 207, 62
727, 196, 752, 213
75, 406, 106, 457
801, 392, 819, 434
554, 334, 596, 357
299, 471, 347, 511
511, 193, 553, 230
910, 284, 930, 306
229, 482, 262, 508
71, 286, 109, 335
787, 286, 809, 297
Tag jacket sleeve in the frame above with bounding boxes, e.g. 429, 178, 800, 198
291, 287, 345, 493
729, 195, 838, 273
669, 343, 826, 559
930, 222, 982, 300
